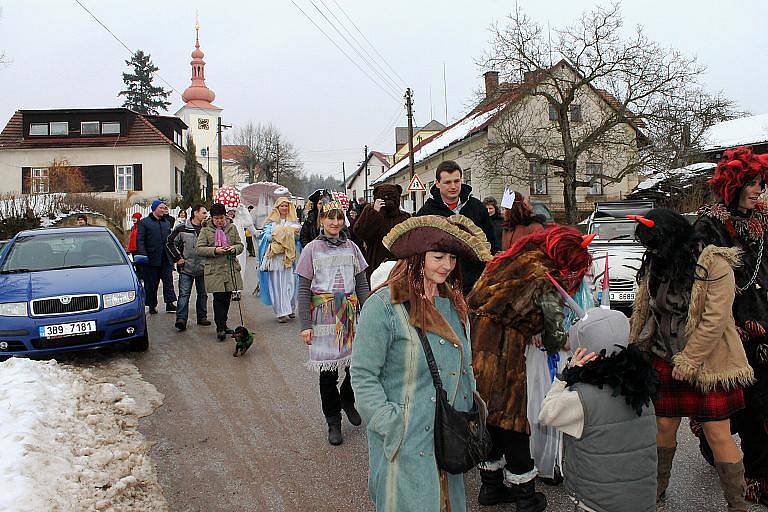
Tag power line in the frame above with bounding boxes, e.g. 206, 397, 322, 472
288, 0, 401, 104
74, 0, 183, 99
331, 0, 409, 89
314, 0, 404, 95
371, 104, 404, 149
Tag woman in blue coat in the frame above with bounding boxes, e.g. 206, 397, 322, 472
351, 215, 492, 512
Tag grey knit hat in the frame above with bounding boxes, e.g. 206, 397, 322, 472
567, 307, 630, 357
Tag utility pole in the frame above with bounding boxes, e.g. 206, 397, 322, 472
405, 88, 416, 211
275, 142, 281, 184
217, 117, 231, 188
363, 145, 369, 202
342, 161, 346, 193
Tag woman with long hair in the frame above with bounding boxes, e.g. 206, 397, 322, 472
500, 193, 546, 251
258, 197, 301, 323
695, 146, 768, 504
468, 226, 593, 511
629, 208, 753, 511
351, 214, 492, 511
296, 201, 370, 446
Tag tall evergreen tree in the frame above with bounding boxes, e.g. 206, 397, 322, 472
181, 134, 201, 207
118, 50, 171, 115
205, 172, 214, 201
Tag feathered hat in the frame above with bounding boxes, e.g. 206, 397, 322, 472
383, 215, 492, 263
709, 146, 768, 207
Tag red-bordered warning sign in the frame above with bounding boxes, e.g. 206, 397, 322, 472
407, 174, 426, 192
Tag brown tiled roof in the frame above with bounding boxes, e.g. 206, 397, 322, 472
0, 110, 182, 151
221, 144, 247, 160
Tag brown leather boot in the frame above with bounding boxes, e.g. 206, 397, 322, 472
657, 445, 676, 501
715, 460, 748, 512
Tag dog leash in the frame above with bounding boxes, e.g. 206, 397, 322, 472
228, 254, 245, 327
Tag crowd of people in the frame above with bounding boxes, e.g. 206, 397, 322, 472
126, 148, 768, 511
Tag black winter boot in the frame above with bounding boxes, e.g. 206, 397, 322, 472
512, 480, 547, 512
326, 415, 343, 446
341, 402, 362, 426
477, 469, 518, 506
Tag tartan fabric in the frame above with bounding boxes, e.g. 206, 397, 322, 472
653, 356, 745, 421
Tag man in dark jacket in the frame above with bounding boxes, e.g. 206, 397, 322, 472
137, 199, 177, 314
167, 204, 210, 331
416, 160, 496, 293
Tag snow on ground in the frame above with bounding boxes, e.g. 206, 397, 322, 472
0, 357, 166, 512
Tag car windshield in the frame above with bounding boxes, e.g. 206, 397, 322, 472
590, 221, 638, 242
0, 231, 126, 273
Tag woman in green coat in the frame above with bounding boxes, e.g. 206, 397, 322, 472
196, 203, 244, 340
351, 215, 492, 512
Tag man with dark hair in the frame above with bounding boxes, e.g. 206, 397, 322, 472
137, 199, 177, 314
76, 214, 88, 226
167, 204, 210, 331
416, 160, 496, 293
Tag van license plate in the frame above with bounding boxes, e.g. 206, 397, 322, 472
39, 321, 96, 339
609, 292, 635, 302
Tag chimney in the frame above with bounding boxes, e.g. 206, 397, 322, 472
484, 71, 499, 99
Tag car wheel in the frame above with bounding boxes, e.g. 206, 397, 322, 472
128, 330, 149, 352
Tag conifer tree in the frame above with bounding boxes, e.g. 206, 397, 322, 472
181, 134, 201, 207
118, 50, 171, 115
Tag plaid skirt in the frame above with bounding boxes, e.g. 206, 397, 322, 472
653, 356, 745, 421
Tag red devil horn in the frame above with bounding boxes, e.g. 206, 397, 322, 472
724, 160, 743, 171
627, 215, 655, 228
581, 233, 597, 248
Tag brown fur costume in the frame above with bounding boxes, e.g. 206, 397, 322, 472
467, 250, 567, 432
353, 184, 411, 279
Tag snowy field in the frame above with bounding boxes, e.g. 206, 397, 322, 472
0, 357, 167, 512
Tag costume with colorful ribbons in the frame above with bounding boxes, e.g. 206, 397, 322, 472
311, 292, 360, 352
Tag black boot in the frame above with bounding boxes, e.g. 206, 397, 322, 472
478, 469, 518, 506
512, 480, 547, 512
326, 415, 343, 446
341, 402, 362, 426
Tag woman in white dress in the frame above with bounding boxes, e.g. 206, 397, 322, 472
258, 198, 301, 322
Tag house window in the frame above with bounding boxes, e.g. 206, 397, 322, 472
102, 122, 120, 135
548, 103, 559, 121
569, 104, 583, 123
116, 165, 134, 192
200, 148, 208, 157
530, 161, 548, 195
352, 189, 357, 201
50, 122, 69, 136
173, 130, 183, 146
587, 162, 603, 195
81, 122, 100, 135
465, 168, 472, 187
29, 123, 49, 136
31, 168, 49, 193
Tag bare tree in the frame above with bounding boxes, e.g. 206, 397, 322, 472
478, 3, 736, 224
227, 122, 303, 184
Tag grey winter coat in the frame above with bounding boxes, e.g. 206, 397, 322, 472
196, 222, 244, 293
166, 220, 205, 277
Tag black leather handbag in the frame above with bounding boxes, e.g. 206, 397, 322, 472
411, 320, 492, 474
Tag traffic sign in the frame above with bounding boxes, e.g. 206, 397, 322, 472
407, 174, 426, 192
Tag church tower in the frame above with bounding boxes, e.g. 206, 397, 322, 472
175, 17, 222, 181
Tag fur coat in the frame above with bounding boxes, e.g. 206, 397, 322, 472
630, 245, 753, 391
353, 185, 410, 280
467, 250, 567, 433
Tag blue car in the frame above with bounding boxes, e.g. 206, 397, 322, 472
0, 226, 149, 357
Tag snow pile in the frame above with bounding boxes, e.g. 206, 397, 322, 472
633, 162, 716, 193
373, 101, 509, 185
702, 113, 768, 151
0, 358, 166, 512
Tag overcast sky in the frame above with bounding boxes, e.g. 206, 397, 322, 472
1, 0, 767, 181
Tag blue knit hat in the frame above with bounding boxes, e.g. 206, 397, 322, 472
151, 199, 164, 212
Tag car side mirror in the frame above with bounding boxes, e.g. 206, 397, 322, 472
132, 255, 149, 265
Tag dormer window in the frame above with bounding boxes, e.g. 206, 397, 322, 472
81, 121, 100, 135
50, 122, 69, 136
102, 122, 120, 135
29, 123, 49, 136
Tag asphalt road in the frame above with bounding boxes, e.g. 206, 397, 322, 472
132, 267, 762, 512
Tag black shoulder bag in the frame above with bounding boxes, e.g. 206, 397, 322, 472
404, 303, 492, 474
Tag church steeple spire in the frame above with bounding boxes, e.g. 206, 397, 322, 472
182, 15, 217, 109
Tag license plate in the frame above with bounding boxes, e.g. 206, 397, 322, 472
609, 292, 635, 302
39, 321, 96, 339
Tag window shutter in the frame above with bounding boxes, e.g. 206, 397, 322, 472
134, 164, 143, 191
21, 167, 31, 194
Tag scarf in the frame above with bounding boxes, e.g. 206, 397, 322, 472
698, 201, 768, 243
561, 345, 659, 416
215, 226, 229, 247
318, 232, 347, 247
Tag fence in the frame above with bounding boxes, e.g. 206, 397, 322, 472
124, 205, 186, 230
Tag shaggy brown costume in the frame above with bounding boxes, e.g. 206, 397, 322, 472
467, 250, 567, 432
354, 184, 410, 279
